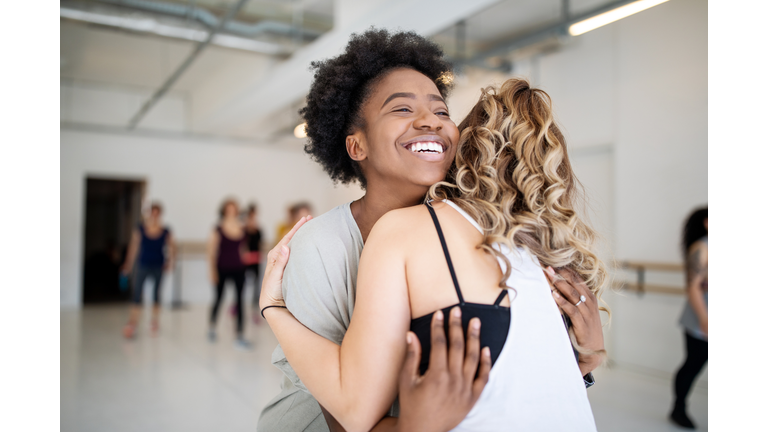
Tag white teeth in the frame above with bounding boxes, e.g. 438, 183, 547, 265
408, 141, 444, 153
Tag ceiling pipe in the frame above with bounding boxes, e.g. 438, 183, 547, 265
452, 0, 638, 70
98, 0, 323, 39
127, 0, 250, 129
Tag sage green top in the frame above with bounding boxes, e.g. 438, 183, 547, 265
257, 202, 362, 431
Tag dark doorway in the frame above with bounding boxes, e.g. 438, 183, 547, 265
82, 178, 145, 304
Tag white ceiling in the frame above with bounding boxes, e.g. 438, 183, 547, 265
60, 0, 620, 138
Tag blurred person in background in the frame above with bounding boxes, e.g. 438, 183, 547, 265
208, 198, 251, 349
244, 203, 263, 323
121, 202, 175, 339
274, 202, 313, 246
670, 207, 708, 429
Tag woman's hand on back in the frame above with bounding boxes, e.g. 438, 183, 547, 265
545, 267, 606, 375
259, 216, 312, 310
396, 308, 491, 432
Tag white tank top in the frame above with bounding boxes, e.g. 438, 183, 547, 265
443, 200, 597, 432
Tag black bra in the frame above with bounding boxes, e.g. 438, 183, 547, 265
409, 204, 511, 375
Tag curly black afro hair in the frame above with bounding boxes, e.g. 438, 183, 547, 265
300, 28, 454, 188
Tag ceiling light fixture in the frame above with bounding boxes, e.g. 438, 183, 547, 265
293, 123, 307, 139
568, 0, 669, 36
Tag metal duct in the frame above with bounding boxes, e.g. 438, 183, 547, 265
99, 0, 323, 39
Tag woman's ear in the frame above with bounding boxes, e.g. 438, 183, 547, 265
346, 134, 367, 162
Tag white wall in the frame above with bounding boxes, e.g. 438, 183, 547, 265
61, 128, 364, 308
60, 78, 364, 308
446, 0, 706, 383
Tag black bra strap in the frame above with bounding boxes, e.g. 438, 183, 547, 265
493, 290, 508, 306
426, 204, 465, 305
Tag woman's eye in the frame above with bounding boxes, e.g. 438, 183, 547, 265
436, 111, 450, 117
394, 108, 412, 113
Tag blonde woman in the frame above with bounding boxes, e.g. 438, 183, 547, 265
262, 78, 608, 431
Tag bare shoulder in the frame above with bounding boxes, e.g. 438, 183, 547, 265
371, 205, 432, 242
688, 239, 708, 258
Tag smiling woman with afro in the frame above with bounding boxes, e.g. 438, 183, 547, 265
300, 27, 454, 188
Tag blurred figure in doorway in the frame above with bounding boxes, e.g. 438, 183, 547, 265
670, 206, 708, 429
207, 198, 251, 349
244, 203, 263, 323
274, 202, 312, 246
121, 202, 175, 339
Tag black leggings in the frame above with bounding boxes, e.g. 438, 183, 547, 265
673, 332, 708, 410
210, 268, 246, 335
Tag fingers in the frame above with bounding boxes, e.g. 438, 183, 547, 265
266, 215, 310, 271
472, 347, 491, 400
545, 266, 582, 306
276, 216, 312, 250
561, 267, 596, 302
551, 288, 586, 327
427, 310, 448, 374
447, 307, 465, 378
462, 318, 482, 383
400, 332, 422, 390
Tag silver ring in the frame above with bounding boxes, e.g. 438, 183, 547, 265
574, 295, 587, 306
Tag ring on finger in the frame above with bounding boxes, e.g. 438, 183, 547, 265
574, 295, 587, 306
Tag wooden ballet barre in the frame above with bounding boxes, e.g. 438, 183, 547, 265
176, 241, 208, 256
614, 260, 685, 296
618, 261, 684, 272
612, 281, 685, 295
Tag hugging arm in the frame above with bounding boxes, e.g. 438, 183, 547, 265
262, 214, 489, 432
263, 216, 413, 431
546, 266, 606, 380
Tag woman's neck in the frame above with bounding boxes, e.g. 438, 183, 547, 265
350, 182, 426, 242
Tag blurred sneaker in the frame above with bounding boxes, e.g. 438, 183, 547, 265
235, 338, 253, 350
208, 329, 217, 343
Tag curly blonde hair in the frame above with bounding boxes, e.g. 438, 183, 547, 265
427, 78, 610, 330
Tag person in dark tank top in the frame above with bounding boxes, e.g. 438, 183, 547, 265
207, 198, 251, 349
121, 202, 175, 339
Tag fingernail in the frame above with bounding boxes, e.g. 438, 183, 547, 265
472, 319, 480, 330
435, 310, 443, 321
406, 333, 412, 344
280, 245, 289, 256
452, 307, 461, 318
552, 290, 561, 298
483, 347, 491, 356
546, 266, 555, 276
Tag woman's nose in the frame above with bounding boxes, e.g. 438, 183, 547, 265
414, 110, 442, 131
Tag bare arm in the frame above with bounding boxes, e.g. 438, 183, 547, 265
289, 307, 491, 432
207, 229, 220, 285
263, 213, 491, 432
164, 232, 176, 271
686, 242, 708, 336
263, 216, 411, 431
121, 229, 141, 274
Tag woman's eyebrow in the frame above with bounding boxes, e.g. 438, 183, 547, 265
428, 94, 446, 104
381, 92, 446, 108
381, 92, 415, 108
